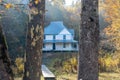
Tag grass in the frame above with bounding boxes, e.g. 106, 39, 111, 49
15, 52, 120, 80
41, 52, 120, 80
99, 72, 120, 80
56, 72, 120, 80
15, 72, 120, 80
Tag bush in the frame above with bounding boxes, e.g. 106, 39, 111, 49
15, 57, 24, 75
62, 57, 78, 73
99, 54, 120, 72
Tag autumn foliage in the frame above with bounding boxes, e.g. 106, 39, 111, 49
102, 0, 120, 50
99, 0, 120, 72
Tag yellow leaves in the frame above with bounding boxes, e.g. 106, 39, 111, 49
15, 58, 24, 73
102, 0, 120, 50
99, 55, 120, 72
34, 0, 40, 4
102, 0, 120, 21
15, 58, 23, 64
69, 57, 77, 66
4, 3, 13, 9
62, 57, 78, 73
18, 64, 24, 72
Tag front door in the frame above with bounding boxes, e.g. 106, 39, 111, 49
53, 43, 55, 50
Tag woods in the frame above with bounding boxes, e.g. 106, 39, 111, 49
0, 0, 120, 80
103, 0, 120, 51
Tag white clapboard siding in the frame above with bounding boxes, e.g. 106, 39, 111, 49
59, 29, 71, 35
55, 43, 72, 51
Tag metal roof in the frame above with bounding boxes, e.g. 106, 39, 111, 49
44, 21, 74, 35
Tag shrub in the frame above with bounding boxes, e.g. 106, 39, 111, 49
15, 57, 24, 75
99, 54, 120, 72
62, 57, 78, 73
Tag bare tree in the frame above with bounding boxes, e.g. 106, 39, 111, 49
0, 25, 14, 80
78, 0, 99, 80
23, 0, 45, 80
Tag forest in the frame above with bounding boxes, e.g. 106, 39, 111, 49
0, 0, 120, 80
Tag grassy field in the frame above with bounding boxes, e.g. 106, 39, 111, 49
15, 72, 120, 80
55, 72, 120, 80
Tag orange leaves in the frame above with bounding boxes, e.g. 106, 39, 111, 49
4, 3, 13, 9
102, 0, 120, 50
102, 0, 120, 21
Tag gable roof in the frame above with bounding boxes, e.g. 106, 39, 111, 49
44, 21, 73, 35
44, 21, 64, 34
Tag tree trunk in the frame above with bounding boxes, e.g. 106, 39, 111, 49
78, 0, 99, 80
0, 25, 14, 80
23, 0, 45, 80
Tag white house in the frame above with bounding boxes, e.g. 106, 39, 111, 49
43, 21, 78, 51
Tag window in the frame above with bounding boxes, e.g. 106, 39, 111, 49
43, 43, 45, 48
63, 43, 66, 48
72, 43, 77, 48
63, 35, 66, 40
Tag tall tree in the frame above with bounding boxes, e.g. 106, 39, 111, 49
78, 0, 99, 80
23, 0, 45, 80
0, 25, 14, 80
102, 0, 120, 51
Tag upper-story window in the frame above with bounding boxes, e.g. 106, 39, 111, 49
63, 35, 66, 40
53, 35, 56, 40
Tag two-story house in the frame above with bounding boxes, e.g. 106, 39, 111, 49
43, 21, 78, 51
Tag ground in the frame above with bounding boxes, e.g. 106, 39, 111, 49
15, 72, 120, 80
57, 73, 120, 80
15, 52, 120, 80
99, 73, 120, 80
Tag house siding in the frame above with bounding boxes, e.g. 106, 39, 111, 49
59, 29, 70, 35
43, 21, 78, 51
66, 35, 72, 40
